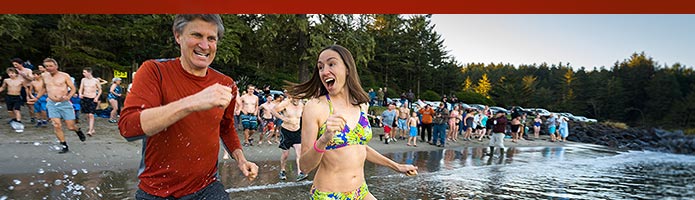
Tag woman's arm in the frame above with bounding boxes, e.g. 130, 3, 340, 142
110, 84, 116, 95
298, 99, 326, 173
365, 146, 418, 174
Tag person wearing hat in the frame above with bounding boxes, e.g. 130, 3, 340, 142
488, 110, 508, 157
107, 77, 122, 123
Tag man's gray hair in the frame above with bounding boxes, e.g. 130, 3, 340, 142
172, 14, 225, 40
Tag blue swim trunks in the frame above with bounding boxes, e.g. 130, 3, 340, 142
241, 113, 258, 130
397, 118, 408, 130
409, 126, 418, 137
46, 99, 75, 120
34, 95, 48, 113
548, 125, 556, 135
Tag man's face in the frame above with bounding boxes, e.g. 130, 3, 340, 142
82, 70, 91, 78
175, 18, 218, 70
247, 87, 255, 94
44, 62, 58, 73
8, 71, 17, 78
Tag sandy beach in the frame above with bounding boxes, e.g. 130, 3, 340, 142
0, 110, 566, 174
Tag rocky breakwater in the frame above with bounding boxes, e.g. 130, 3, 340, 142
566, 122, 695, 154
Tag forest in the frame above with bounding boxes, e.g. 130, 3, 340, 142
1, 14, 693, 129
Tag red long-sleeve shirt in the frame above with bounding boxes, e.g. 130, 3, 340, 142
118, 58, 241, 198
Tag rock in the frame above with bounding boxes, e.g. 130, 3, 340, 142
571, 123, 695, 155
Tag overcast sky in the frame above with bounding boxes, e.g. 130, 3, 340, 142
430, 14, 695, 70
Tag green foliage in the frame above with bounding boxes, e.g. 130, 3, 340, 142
420, 90, 441, 101
385, 88, 398, 98
2, 14, 693, 130
455, 91, 494, 105
369, 106, 388, 116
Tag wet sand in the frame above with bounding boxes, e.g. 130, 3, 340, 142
0, 110, 566, 174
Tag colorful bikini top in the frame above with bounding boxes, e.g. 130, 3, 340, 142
317, 95, 373, 150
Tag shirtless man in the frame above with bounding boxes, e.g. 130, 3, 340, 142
271, 96, 307, 181
37, 58, 86, 154
258, 94, 276, 145
78, 67, 102, 136
239, 84, 259, 146
272, 94, 285, 143
397, 103, 410, 140
28, 70, 49, 127
0, 68, 25, 129
11, 58, 35, 121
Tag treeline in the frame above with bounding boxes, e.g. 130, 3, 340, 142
1, 14, 693, 128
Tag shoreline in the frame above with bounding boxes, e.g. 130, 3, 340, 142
0, 113, 567, 175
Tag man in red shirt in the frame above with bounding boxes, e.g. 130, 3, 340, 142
118, 14, 258, 199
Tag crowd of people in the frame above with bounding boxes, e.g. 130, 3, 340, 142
7, 14, 575, 200
115, 15, 417, 199
3, 57, 128, 153
372, 99, 572, 155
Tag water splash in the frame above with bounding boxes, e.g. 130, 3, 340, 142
226, 180, 313, 193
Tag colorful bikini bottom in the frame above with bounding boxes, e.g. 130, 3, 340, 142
310, 182, 369, 200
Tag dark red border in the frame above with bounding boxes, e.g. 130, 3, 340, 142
3, 0, 695, 14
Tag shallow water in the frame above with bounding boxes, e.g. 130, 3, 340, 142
2, 143, 694, 199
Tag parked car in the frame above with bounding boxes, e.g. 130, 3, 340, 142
414, 100, 440, 108
489, 106, 510, 114
531, 108, 552, 117
458, 103, 472, 110
269, 90, 284, 96
509, 106, 535, 116
574, 116, 598, 123
470, 104, 486, 111
557, 112, 575, 118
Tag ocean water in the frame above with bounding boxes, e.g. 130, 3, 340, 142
2, 143, 694, 199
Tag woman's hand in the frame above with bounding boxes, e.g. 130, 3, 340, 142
319, 113, 346, 143
396, 164, 418, 176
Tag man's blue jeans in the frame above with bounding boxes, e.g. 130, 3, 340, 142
432, 123, 447, 146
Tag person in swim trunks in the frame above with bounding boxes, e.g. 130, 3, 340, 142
28, 70, 49, 127
407, 112, 419, 147
288, 45, 418, 200
1, 68, 25, 125
239, 84, 259, 146
37, 58, 87, 153
258, 94, 276, 145
533, 115, 542, 139
271, 95, 307, 181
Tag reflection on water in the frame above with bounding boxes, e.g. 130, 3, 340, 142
2, 144, 695, 199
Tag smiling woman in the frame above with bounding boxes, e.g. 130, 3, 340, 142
286, 45, 418, 200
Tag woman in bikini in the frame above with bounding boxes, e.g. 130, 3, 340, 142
289, 45, 418, 200
447, 105, 460, 142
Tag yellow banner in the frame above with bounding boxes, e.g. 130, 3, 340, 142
114, 70, 128, 78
